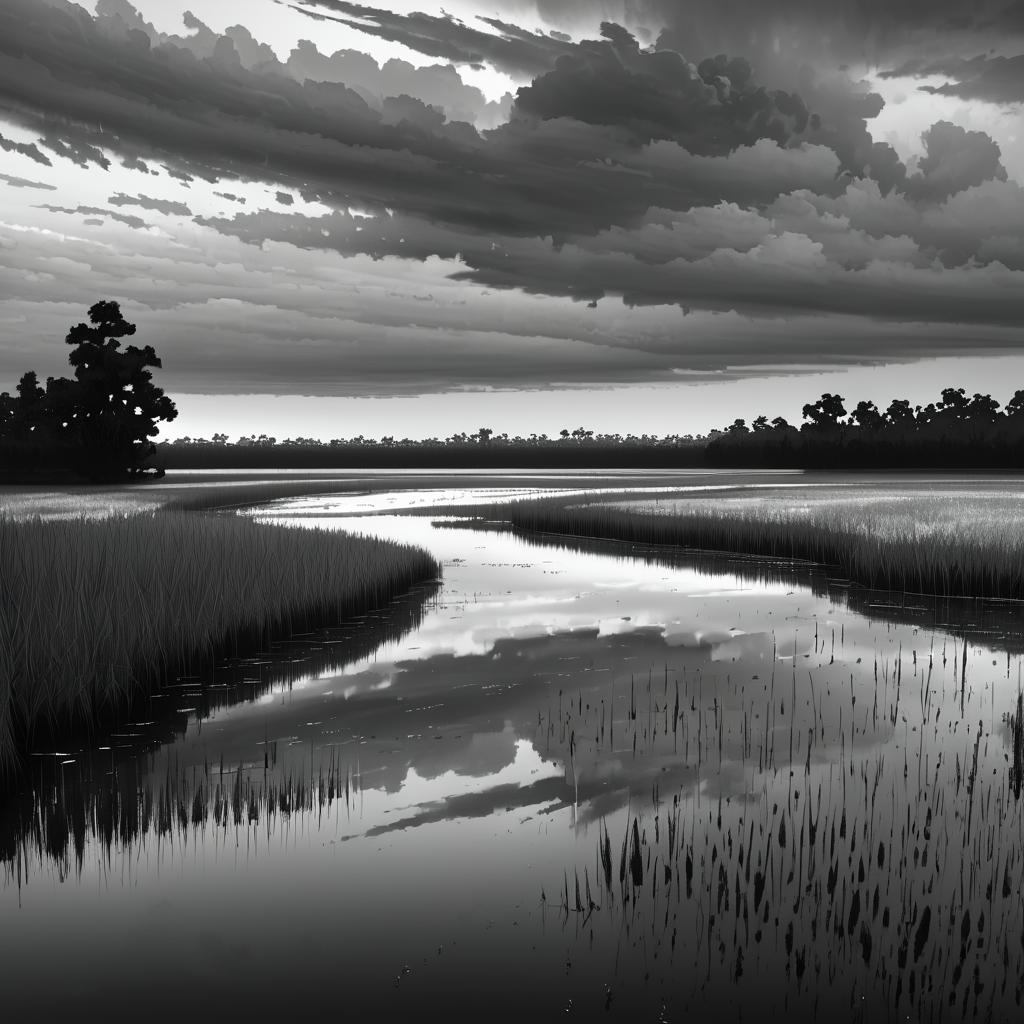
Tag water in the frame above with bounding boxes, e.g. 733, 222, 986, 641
3, 480, 1024, 1022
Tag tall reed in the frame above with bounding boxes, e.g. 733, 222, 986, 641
492, 495, 1024, 599
0, 511, 438, 773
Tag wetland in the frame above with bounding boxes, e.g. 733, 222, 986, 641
3, 471, 1024, 1022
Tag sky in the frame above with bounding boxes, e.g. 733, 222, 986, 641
1, 0, 1023, 441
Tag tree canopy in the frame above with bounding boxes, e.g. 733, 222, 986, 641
0, 302, 177, 480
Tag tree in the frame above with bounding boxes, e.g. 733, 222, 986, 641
937, 387, 969, 419
801, 393, 846, 429
966, 392, 1000, 422
10, 371, 48, 439
850, 400, 883, 430
1006, 390, 1024, 418
55, 301, 177, 478
884, 398, 916, 428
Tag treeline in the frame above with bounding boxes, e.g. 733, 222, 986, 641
0, 302, 176, 481
158, 387, 1024, 471
706, 389, 1024, 469
157, 429, 708, 469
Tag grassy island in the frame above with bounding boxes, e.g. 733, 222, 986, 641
0, 499, 438, 775
482, 485, 1024, 600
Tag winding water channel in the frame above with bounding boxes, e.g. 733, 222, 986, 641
4, 479, 1024, 1022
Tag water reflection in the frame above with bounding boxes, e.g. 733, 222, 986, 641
3, 488, 1024, 1022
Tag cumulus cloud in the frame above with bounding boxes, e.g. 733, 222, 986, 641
514, 25, 809, 153
0, 1, 881, 237
903, 121, 1007, 202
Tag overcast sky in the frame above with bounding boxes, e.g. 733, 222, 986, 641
1, 0, 1023, 440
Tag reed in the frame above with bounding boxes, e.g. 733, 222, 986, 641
491, 493, 1024, 599
0, 510, 438, 774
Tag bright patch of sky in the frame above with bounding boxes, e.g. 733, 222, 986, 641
867, 71, 1024, 181
169, 354, 1024, 442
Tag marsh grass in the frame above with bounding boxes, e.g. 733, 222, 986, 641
486, 491, 1024, 599
0, 511, 438, 774
532, 620, 1024, 1020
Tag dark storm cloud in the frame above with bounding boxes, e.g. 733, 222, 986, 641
0, 0, 855, 241
880, 54, 1024, 105
295, 1, 907, 189
95, 0, 511, 128
903, 121, 1007, 202
514, 26, 809, 153
0, 0, 478, 202
285, 0, 578, 77
108, 193, 193, 217
285, 41, 513, 125
3, 209, 1022, 397
584, 0, 1024, 68
1, 0, 1022, 370
195, 196, 1024, 328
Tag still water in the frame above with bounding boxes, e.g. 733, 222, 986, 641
3, 483, 1024, 1022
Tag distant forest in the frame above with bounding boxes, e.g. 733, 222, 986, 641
706, 388, 1024, 469
5, 322, 1024, 474
157, 387, 1024, 470
158, 428, 708, 469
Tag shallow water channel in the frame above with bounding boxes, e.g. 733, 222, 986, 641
4, 482, 1024, 1022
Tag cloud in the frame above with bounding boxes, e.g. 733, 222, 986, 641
194, 189, 1024, 328
1, 0, 1022, 397
39, 134, 111, 170
881, 54, 1024, 105
108, 193, 193, 217
0, 130, 51, 166
285, 0, 578, 78
0, 172, 55, 191
36, 204, 150, 230
285, 41, 514, 127
514, 24, 809, 154
617, 0, 1024, 71
2, 206, 1022, 399
903, 120, 1007, 202
0, 0, 865, 240
96, 0, 514, 128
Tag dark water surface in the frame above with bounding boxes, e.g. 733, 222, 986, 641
4, 478, 1024, 1022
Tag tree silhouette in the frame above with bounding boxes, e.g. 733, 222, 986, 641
801, 393, 846, 429
0, 301, 177, 480
850, 400, 883, 431
56, 301, 177, 477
